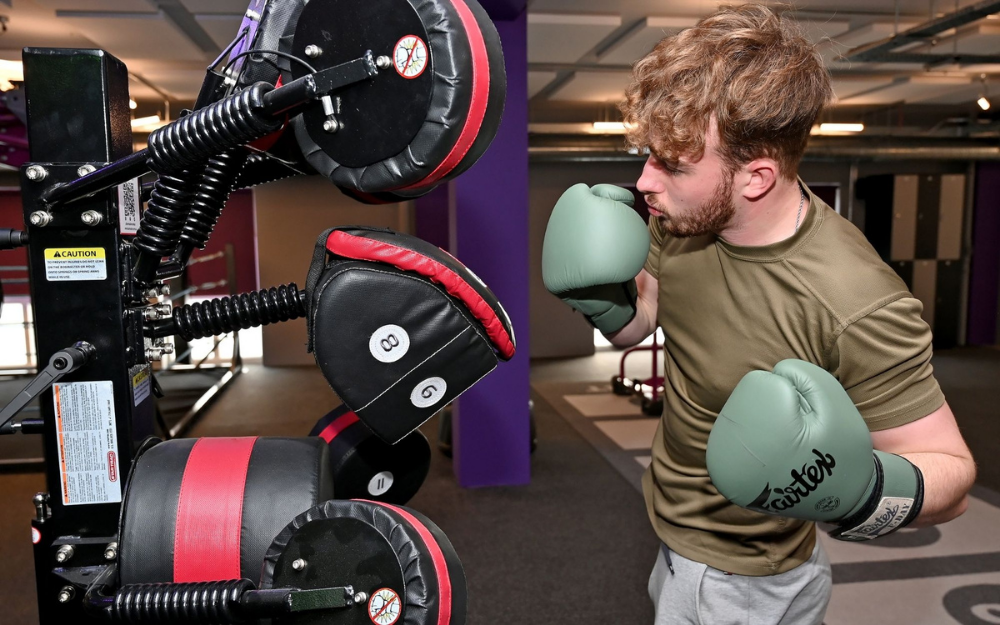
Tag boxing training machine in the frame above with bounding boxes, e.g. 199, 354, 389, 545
0, 0, 511, 623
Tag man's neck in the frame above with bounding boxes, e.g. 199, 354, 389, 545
717, 179, 806, 247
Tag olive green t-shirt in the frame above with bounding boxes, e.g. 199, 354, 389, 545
642, 183, 945, 576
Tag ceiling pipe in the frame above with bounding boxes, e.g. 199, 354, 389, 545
842, 0, 1000, 65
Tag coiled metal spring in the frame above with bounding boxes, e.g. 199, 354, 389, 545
134, 173, 198, 260
172, 283, 307, 341
147, 83, 281, 175
111, 579, 252, 624
180, 149, 249, 251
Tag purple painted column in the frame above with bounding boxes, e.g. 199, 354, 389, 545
450, 8, 530, 487
414, 184, 450, 250
968, 163, 1000, 345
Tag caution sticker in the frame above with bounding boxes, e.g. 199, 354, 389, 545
53, 381, 122, 506
117, 178, 141, 235
44, 248, 107, 282
132, 366, 152, 407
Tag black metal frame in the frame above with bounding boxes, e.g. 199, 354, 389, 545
8, 41, 383, 624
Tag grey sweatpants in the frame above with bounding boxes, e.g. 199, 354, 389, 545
648, 541, 832, 625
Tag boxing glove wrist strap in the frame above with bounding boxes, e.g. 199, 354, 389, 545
829, 451, 924, 542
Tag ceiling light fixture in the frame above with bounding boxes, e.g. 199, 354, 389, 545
978, 96, 991, 111
819, 123, 864, 132
592, 121, 627, 134
978, 74, 991, 111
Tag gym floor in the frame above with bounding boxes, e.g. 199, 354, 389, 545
1, 346, 998, 624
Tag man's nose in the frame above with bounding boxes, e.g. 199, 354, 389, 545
636, 156, 659, 194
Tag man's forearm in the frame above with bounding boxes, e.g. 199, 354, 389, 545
607, 295, 656, 347
902, 451, 976, 527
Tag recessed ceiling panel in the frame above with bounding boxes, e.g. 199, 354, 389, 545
529, 71, 558, 98
195, 14, 244, 49
819, 21, 920, 64
58, 12, 208, 62
529, 13, 622, 64
140, 68, 208, 100
33, 0, 154, 10
598, 16, 697, 65
916, 83, 984, 105
549, 71, 631, 102
830, 77, 897, 101
838, 76, 971, 105
181, 0, 252, 14
797, 19, 850, 45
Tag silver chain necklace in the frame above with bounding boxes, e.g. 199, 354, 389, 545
794, 186, 806, 233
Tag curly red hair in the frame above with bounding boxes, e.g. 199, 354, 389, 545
621, 4, 832, 179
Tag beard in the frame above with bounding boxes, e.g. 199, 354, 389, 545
648, 173, 736, 238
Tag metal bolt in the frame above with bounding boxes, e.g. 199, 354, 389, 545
304, 44, 323, 58
29, 211, 52, 227
323, 119, 341, 133
57, 586, 75, 604
376, 56, 391, 70
33, 493, 49, 522
354, 592, 368, 604
104, 542, 118, 561
145, 347, 165, 362
291, 558, 307, 571
53, 357, 68, 370
55, 544, 75, 564
77, 164, 96, 177
25, 165, 47, 181
81, 210, 103, 226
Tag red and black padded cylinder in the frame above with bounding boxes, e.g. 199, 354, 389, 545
118, 437, 333, 585
262, 499, 467, 625
311, 404, 432, 505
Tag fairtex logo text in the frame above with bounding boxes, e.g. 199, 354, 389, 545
748, 449, 836, 513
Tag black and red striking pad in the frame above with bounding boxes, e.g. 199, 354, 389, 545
311, 404, 431, 505
288, 0, 506, 195
118, 437, 333, 585
305, 226, 515, 444
262, 499, 467, 625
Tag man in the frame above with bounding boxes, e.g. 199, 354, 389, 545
541, 5, 976, 624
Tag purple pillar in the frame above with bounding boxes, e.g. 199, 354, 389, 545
968, 163, 1000, 345
414, 184, 450, 250
450, 8, 530, 487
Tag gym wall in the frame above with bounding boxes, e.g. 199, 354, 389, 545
254, 175, 414, 366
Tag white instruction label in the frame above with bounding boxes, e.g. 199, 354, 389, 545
117, 178, 141, 235
132, 366, 151, 407
53, 381, 122, 506
44, 248, 107, 282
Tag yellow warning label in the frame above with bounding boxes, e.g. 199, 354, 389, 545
132, 366, 151, 406
44, 247, 108, 282
45, 248, 105, 260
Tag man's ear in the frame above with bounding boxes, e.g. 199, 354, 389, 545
737, 158, 779, 201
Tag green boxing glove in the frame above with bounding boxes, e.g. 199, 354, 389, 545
541, 184, 651, 334
706, 359, 924, 541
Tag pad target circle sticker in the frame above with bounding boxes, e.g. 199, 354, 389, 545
368, 587, 402, 624
393, 35, 428, 79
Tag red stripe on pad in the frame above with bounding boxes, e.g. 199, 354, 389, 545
174, 437, 257, 582
362, 501, 453, 625
318, 411, 361, 443
327, 230, 515, 359
399, 0, 490, 190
